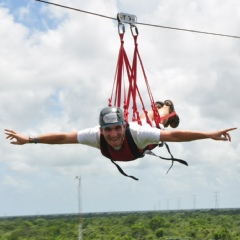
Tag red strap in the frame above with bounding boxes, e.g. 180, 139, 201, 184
130, 33, 161, 127
109, 27, 164, 127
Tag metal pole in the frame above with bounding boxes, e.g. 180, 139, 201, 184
76, 176, 82, 240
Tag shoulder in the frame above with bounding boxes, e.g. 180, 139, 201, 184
127, 122, 161, 148
128, 121, 161, 132
77, 126, 100, 148
77, 125, 100, 136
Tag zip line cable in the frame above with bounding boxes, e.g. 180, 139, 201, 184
35, 0, 116, 21
137, 22, 240, 39
35, 0, 240, 39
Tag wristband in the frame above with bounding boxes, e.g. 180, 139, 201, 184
29, 136, 37, 144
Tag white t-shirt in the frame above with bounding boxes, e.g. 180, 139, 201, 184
77, 122, 161, 150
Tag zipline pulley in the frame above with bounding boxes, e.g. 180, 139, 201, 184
117, 13, 137, 25
117, 13, 138, 36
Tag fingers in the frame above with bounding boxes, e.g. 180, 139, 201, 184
4, 129, 20, 144
11, 141, 21, 145
5, 129, 14, 136
4, 129, 16, 139
219, 133, 231, 141
223, 132, 231, 141
211, 128, 237, 141
4, 129, 16, 134
225, 127, 237, 132
228, 127, 237, 132
219, 127, 237, 141
4, 129, 28, 145
226, 133, 231, 141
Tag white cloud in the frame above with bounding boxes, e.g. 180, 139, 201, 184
3, 175, 31, 190
1, 0, 240, 216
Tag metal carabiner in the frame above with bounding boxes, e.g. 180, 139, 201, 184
118, 22, 125, 35
130, 24, 139, 36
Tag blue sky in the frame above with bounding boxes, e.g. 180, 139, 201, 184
1, 0, 63, 32
1, 0, 240, 217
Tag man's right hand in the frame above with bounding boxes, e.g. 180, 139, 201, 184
4, 129, 29, 145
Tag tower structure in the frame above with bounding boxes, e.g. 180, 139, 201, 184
214, 191, 219, 209
192, 195, 197, 209
76, 176, 82, 240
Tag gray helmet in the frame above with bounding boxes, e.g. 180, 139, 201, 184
99, 106, 125, 128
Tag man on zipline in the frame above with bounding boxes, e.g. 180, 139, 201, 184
4, 105, 236, 180
5, 106, 236, 152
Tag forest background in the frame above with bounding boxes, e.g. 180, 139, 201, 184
1, 209, 240, 240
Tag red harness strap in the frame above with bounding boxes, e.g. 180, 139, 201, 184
109, 24, 162, 127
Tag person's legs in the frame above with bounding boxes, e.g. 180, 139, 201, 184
155, 101, 164, 109
140, 100, 180, 128
140, 101, 170, 125
162, 100, 180, 128
140, 101, 163, 120
157, 104, 172, 126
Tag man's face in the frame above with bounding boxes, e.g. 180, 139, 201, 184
100, 124, 126, 148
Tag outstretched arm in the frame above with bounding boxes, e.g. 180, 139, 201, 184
160, 127, 237, 142
4, 129, 78, 145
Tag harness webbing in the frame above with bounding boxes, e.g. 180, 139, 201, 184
109, 24, 160, 127
109, 159, 138, 181
100, 125, 188, 181
145, 143, 188, 174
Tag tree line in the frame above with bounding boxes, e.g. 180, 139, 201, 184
0, 209, 240, 239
